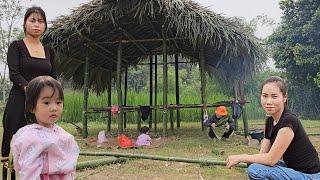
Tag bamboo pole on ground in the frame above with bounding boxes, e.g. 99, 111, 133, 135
116, 30, 124, 133
174, 54, 180, 128
82, 46, 89, 138
76, 157, 127, 170
199, 48, 207, 131
162, 25, 168, 136
154, 54, 158, 131
149, 55, 153, 129
79, 152, 247, 168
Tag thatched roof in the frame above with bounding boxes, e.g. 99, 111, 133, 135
43, 0, 266, 93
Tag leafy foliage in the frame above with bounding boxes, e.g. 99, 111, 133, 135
268, 0, 320, 118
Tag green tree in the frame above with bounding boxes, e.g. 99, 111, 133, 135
268, 0, 320, 118
0, 0, 24, 101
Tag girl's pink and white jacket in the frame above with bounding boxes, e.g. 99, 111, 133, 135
11, 124, 80, 180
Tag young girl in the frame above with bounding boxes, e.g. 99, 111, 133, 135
226, 76, 320, 179
11, 76, 79, 180
135, 126, 152, 147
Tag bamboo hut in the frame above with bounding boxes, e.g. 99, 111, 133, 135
43, 0, 266, 137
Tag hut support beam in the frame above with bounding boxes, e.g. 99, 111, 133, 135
149, 56, 153, 129
199, 48, 207, 131
79, 31, 121, 64
122, 29, 148, 55
162, 26, 168, 136
233, 82, 238, 131
124, 67, 128, 129
239, 81, 249, 137
175, 54, 180, 128
82, 47, 89, 138
154, 54, 158, 131
107, 71, 112, 131
116, 31, 124, 133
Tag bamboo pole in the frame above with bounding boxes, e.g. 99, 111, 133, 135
107, 70, 112, 131
79, 152, 247, 168
149, 55, 153, 129
199, 48, 207, 131
116, 30, 124, 133
239, 81, 249, 137
233, 82, 238, 131
76, 158, 127, 170
162, 25, 168, 136
87, 102, 232, 112
82, 46, 89, 138
175, 54, 181, 128
124, 67, 128, 129
154, 54, 158, 131
137, 108, 141, 131
170, 108, 174, 131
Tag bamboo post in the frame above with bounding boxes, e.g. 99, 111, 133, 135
239, 80, 248, 137
174, 54, 180, 128
124, 67, 128, 129
149, 55, 153, 129
199, 48, 207, 131
2, 166, 7, 180
233, 82, 238, 131
162, 25, 168, 136
154, 54, 158, 131
137, 108, 141, 131
107, 70, 112, 131
82, 45, 89, 138
80, 152, 247, 168
116, 29, 124, 133
170, 108, 174, 131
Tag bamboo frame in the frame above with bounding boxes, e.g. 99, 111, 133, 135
82, 46, 89, 138
124, 67, 128, 129
85, 102, 232, 113
162, 25, 168, 136
175, 54, 181, 128
199, 48, 207, 131
116, 30, 124, 133
107, 70, 112, 131
154, 54, 158, 131
149, 55, 153, 129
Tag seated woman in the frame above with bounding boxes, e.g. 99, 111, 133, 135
227, 76, 320, 179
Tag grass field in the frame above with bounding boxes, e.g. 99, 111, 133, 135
0, 115, 319, 179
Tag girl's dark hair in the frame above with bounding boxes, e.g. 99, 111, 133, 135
140, 126, 150, 134
24, 6, 47, 33
260, 76, 288, 105
25, 76, 63, 123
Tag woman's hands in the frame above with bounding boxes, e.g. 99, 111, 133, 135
226, 154, 246, 168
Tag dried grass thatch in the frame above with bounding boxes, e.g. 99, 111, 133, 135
43, 0, 266, 93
